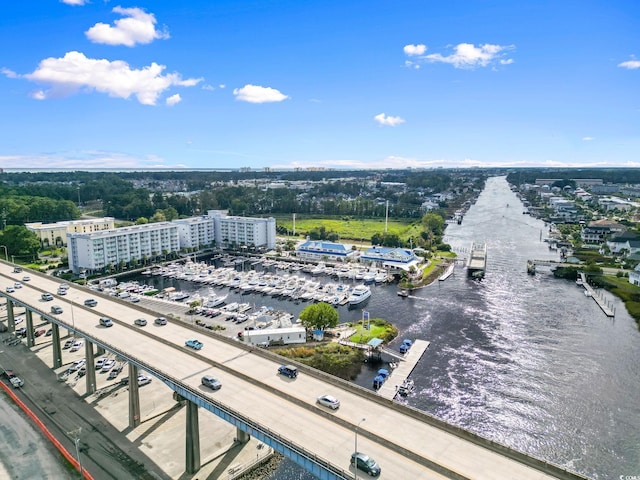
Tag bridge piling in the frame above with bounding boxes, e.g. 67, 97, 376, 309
85, 340, 96, 394
128, 364, 141, 428
185, 400, 201, 474
51, 323, 62, 369
6, 301, 14, 331
25, 310, 35, 348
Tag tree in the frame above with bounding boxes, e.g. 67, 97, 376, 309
299, 302, 339, 331
0, 225, 40, 257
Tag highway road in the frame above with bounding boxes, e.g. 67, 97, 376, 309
0, 261, 586, 480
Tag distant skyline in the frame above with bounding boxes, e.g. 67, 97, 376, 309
1, 1, 639, 170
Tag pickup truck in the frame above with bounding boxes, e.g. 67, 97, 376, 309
10, 377, 24, 388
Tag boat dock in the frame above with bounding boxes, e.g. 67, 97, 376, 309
438, 263, 455, 281
467, 242, 487, 278
579, 272, 615, 317
377, 340, 430, 400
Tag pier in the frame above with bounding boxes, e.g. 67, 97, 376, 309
578, 272, 615, 317
377, 340, 430, 400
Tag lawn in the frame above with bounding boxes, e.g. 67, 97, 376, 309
274, 215, 421, 242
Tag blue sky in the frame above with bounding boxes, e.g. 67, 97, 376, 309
1, 1, 639, 170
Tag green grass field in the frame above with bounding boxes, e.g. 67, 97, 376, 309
274, 215, 422, 242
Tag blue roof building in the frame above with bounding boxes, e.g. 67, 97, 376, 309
360, 247, 420, 272
295, 240, 356, 262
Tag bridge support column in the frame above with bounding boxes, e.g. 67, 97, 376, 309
128, 364, 141, 428
185, 400, 200, 474
6, 301, 14, 332
51, 323, 62, 369
96, 345, 105, 355
85, 340, 96, 394
236, 428, 250, 444
25, 310, 35, 347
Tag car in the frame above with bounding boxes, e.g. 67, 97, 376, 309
137, 375, 152, 386
51, 305, 63, 314
22, 275, 30, 282
13, 282, 22, 289
57, 287, 68, 295
14, 316, 23, 325
63, 338, 76, 349
45, 329, 52, 337
70, 340, 84, 352
13, 266, 22, 273
101, 359, 116, 373
5, 286, 15, 293
84, 298, 98, 307
317, 394, 340, 410
185, 339, 204, 350
99, 317, 114, 327
41, 293, 54, 301
34, 329, 46, 337
154, 317, 167, 326
15, 327, 27, 338
95, 357, 108, 369
10, 377, 24, 388
107, 368, 121, 380
134, 318, 147, 327
59, 283, 69, 290
278, 365, 298, 379
350, 452, 381, 477
201, 375, 222, 390
130, 296, 140, 303
68, 359, 86, 372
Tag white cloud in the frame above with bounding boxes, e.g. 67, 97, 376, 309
582, 136, 595, 141
31, 90, 47, 100
85, 7, 169, 47
374, 113, 405, 127
0, 151, 186, 170
1, 67, 19, 79
23, 51, 202, 105
233, 84, 289, 103
403, 44, 426, 56
166, 93, 181, 106
61, 0, 87, 5
419, 43, 513, 69
618, 59, 640, 70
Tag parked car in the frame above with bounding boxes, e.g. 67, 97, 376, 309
154, 317, 167, 326
51, 305, 63, 314
63, 338, 76, 349
70, 340, 84, 352
185, 339, 204, 350
101, 359, 116, 373
41, 293, 54, 301
134, 318, 147, 327
45, 329, 52, 337
84, 298, 98, 307
15, 327, 27, 338
137, 375, 152, 386
99, 317, 114, 327
34, 329, 46, 337
317, 394, 340, 410
350, 452, 381, 477
130, 296, 140, 303
201, 375, 222, 390
278, 365, 298, 378
95, 357, 108, 369
69, 359, 86, 372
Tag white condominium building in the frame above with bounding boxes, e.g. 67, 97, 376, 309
208, 210, 276, 250
67, 222, 179, 274
172, 216, 215, 249
26, 217, 115, 247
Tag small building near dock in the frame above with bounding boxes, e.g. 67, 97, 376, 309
295, 240, 356, 262
240, 326, 307, 346
360, 247, 419, 273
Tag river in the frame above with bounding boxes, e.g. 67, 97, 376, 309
262, 176, 640, 480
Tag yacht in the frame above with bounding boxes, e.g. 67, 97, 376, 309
347, 285, 371, 305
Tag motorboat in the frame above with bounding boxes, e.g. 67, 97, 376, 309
397, 379, 414, 397
348, 285, 371, 305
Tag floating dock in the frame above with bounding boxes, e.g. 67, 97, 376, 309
438, 263, 455, 281
579, 273, 615, 317
377, 339, 430, 400
467, 242, 487, 278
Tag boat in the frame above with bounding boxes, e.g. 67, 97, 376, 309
373, 368, 389, 390
397, 289, 409, 298
348, 285, 371, 305
203, 293, 227, 308
467, 242, 487, 278
397, 379, 414, 397
575, 278, 584, 287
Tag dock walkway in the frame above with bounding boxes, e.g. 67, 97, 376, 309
377, 340, 430, 400
579, 272, 615, 317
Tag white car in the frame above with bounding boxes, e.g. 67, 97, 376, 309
70, 340, 84, 352
95, 357, 108, 369
57, 288, 67, 295
13, 282, 22, 289
22, 275, 30, 282
316, 394, 341, 410
6, 286, 15, 293
68, 359, 86, 372
138, 375, 152, 386
101, 359, 116, 373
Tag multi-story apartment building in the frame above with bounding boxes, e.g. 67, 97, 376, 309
26, 217, 115, 247
67, 222, 179, 274
172, 216, 215, 250
208, 210, 276, 251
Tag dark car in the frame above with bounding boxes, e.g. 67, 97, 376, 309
84, 298, 98, 307
350, 452, 381, 477
278, 365, 298, 378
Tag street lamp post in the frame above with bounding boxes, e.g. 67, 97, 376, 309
68, 427, 84, 477
354, 417, 366, 480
